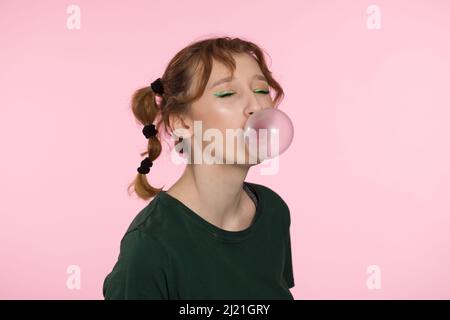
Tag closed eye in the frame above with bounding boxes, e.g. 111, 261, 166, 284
213, 89, 270, 98
214, 91, 234, 98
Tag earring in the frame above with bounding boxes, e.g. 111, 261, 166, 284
178, 136, 184, 154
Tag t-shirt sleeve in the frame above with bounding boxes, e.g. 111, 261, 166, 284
103, 229, 170, 300
283, 227, 295, 289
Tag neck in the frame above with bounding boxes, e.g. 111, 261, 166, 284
166, 163, 252, 230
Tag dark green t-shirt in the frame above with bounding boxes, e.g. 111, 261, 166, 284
103, 181, 295, 300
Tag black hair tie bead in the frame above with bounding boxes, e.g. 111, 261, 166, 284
142, 124, 158, 139
150, 78, 164, 95
137, 157, 153, 174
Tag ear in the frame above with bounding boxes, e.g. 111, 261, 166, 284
168, 112, 193, 140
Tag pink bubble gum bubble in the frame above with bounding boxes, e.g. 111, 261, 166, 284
243, 108, 294, 160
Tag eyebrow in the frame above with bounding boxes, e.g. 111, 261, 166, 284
208, 74, 268, 90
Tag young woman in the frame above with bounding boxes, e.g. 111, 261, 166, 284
103, 36, 295, 299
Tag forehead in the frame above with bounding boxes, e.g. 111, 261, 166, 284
187, 53, 264, 97
209, 53, 262, 80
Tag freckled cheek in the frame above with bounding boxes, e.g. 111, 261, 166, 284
201, 103, 245, 131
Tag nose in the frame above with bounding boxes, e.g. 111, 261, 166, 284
244, 93, 266, 116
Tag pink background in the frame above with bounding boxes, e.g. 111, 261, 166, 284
1, 0, 449, 299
